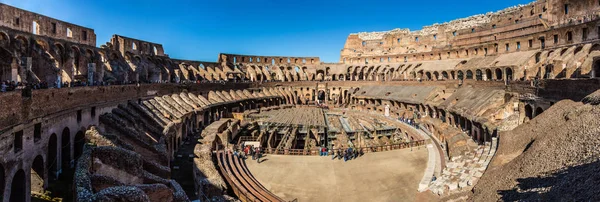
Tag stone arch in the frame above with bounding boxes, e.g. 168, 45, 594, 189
466, 70, 473, 80
524, 104, 533, 121
592, 59, 600, 78
14, 35, 29, 51
35, 38, 50, 51
485, 69, 492, 80
425, 72, 432, 80
31, 155, 45, 193
433, 71, 439, 80
10, 169, 26, 202
61, 127, 71, 169
544, 64, 554, 79
442, 71, 449, 79
0, 31, 10, 47
457, 70, 464, 80
535, 107, 544, 117
48, 133, 58, 181
495, 68, 503, 80
475, 69, 483, 80
506, 68, 513, 81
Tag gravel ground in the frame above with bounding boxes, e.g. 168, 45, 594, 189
471, 100, 600, 201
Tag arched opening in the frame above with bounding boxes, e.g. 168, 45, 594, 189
425, 72, 432, 80
535, 107, 544, 118
475, 69, 483, 80
10, 169, 26, 202
495, 69, 503, 80
506, 68, 513, 81
317, 90, 326, 102
524, 105, 533, 121
466, 70, 473, 80
457, 71, 464, 80
61, 127, 71, 169
433, 72, 439, 80
442, 71, 449, 80
48, 133, 58, 181
485, 69, 492, 81
593, 59, 600, 78
31, 155, 45, 194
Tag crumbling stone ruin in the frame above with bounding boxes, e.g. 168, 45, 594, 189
1, 0, 600, 201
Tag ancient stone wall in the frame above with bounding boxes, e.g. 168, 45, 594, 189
0, 3, 96, 46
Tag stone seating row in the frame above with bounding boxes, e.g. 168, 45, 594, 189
216, 151, 285, 202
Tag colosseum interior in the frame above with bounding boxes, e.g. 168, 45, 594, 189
1, 0, 600, 201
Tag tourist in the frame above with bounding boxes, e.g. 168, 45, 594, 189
255, 147, 261, 163
331, 150, 337, 160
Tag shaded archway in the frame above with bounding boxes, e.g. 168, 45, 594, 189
524, 105, 533, 121
442, 71, 449, 80
466, 70, 473, 80
593, 59, 600, 78
485, 69, 492, 80
48, 133, 58, 181
10, 169, 26, 202
506, 68, 513, 81
457, 71, 464, 80
31, 155, 45, 194
535, 107, 544, 118
475, 69, 483, 80
495, 68, 503, 80
61, 127, 71, 169
317, 90, 326, 102
74, 131, 85, 163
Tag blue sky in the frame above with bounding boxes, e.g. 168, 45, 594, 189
2, 0, 532, 62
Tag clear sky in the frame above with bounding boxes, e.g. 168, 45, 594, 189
2, 0, 533, 62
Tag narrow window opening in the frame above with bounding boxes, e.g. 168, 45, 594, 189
66, 28, 73, 38
77, 110, 82, 123
82, 30, 87, 41
564, 4, 569, 15
91, 107, 96, 118
51, 22, 57, 34
34, 123, 42, 142
528, 39, 533, 48
32, 21, 39, 35
583, 28, 588, 41
14, 130, 23, 153
517, 42, 521, 50
554, 35, 559, 44
15, 17, 20, 26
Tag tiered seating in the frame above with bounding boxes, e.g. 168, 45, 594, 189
216, 151, 284, 202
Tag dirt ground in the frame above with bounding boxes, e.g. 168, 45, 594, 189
246, 148, 428, 202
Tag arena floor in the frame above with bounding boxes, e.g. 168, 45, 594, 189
246, 148, 428, 202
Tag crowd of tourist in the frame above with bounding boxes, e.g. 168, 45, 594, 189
398, 117, 420, 130
318, 146, 364, 162
234, 145, 263, 163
